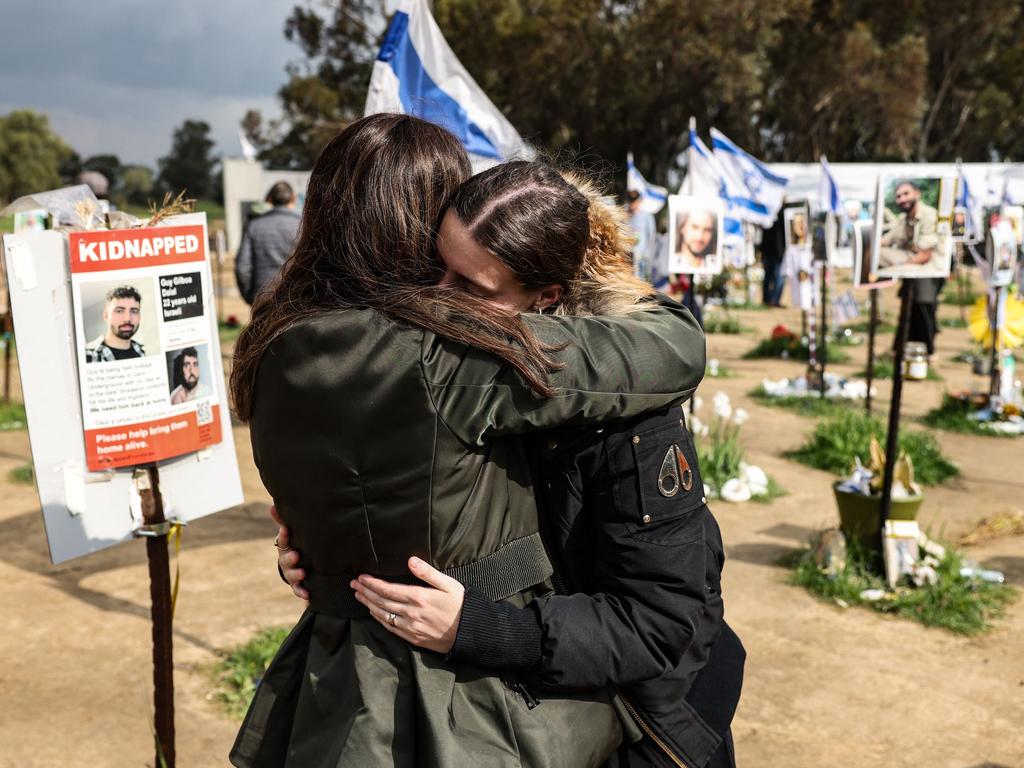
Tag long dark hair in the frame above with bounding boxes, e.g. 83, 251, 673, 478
231, 115, 569, 420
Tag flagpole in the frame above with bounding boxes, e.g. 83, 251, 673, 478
686, 116, 699, 424
687, 117, 696, 196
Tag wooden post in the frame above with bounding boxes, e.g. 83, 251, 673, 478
955, 254, 968, 324
989, 286, 1002, 398
819, 261, 829, 398
2, 310, 12, 404
865, 290, 878, 416
879, 281, 915, 547
134, 465, 175, 768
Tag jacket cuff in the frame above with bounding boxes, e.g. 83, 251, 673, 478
447, 588, 544, 670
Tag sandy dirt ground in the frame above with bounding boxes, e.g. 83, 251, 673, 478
0, 270, 1021, 767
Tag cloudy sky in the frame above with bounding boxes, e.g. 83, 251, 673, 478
0, 0, 307, 168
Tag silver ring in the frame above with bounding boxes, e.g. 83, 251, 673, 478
274, 538, 290, 552
386, 611, 398, 627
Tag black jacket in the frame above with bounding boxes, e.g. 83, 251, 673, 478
450, 408, 745, 768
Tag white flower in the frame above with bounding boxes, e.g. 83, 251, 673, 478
712, 393, 732, 419
692, 395, 704, 413
699, 423, 710, 437
733, 408, 749, 426
708, 359, 720, 377
690, 415, 705, 435
741, 464, 769, 495
720, 478, 752, 503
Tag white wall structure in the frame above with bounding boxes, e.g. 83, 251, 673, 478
223, 158, 311, 254
767, 162, 1024, 206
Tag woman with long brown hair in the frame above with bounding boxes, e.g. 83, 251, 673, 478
229, 114, 705, 768
275, 162, 742, 768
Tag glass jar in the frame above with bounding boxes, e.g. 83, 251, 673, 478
903, 341, 928, 380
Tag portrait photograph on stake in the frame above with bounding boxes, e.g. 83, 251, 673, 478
872, 175, 955, 280
667, 193, 724, 275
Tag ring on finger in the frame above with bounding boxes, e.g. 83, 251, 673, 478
274, 538, 290, 552
386, 611, 398, 627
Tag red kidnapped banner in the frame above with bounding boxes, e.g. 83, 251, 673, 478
69, 225, 206, 274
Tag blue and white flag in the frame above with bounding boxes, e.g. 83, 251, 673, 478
685, 128, 743, 242
365, 0, 529, 169
710, 128, 788, 228
818, 155, 841, 215
956, 161, 982, 240
626, 153, 667, 214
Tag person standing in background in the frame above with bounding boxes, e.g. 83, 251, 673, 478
234, 181, 301, 305
626, 190, 657, 282
760, 214, 787, 307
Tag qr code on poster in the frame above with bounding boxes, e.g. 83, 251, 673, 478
196, 400, 212, 426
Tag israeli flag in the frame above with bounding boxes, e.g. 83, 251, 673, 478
626, 153, 668, 214
365, 0, 529, 169
686, 128, 743, 241
818, 155, 841, 215
710, 128, 788, 228
957, 162, 982, 240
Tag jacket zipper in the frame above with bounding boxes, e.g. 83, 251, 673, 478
619, 696, 690, 768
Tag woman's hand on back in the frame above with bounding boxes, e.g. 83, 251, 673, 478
352, 557, 465, 655
271, 505, 309, 600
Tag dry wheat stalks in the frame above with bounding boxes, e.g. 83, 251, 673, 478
72, 199, 100, 229
147, 190, 196, 226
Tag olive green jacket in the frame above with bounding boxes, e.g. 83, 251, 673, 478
232, 298, 705, 768
250, 299, 706, 606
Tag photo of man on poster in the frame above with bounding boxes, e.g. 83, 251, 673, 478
169, 346, 212, 404
875, 177, 954, 279
667, 194, 723, 275
84, 285, 148, 363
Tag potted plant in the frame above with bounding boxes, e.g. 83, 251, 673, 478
832, 438, 923, 550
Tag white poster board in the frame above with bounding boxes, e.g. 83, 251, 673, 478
2, 213, 244, 564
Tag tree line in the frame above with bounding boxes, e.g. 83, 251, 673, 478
242, 0, 1024, 185
0, 111, 220, 206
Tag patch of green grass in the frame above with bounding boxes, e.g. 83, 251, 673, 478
938, 316, 968, 329
8, 462, 34, 485
724, 300, 770, 311
213, 625, 290, 718
829, 331, 864, 347
784, 409, 959, 485
950, 349, 982, 364
704, 365, 734, 379
219, 321, 244, 346
750, 476, 787, 504
694, 418, 783, 504
942, 288, 978, 306
844, 317, 896, 334
921, 394, 1021, 438
121, 198, 225, 224
703, 316, 750, 334
790, 542, 1016, 635
0, 214, 13, 234
743, 336, 850, 363
0, 401, 26, 430
856, 358, 942, 381
749, 385, 853, 418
